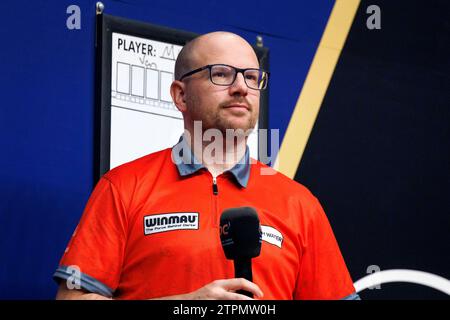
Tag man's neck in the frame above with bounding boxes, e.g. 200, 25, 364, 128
184, 130, 248, 178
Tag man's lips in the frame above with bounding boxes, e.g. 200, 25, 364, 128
223, 104, 250, 110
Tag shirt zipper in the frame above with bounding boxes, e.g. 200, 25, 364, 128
212, 176, 219, 227
212, 177, 219, 195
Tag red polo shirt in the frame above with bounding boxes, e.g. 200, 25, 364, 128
54, 139, 357, 299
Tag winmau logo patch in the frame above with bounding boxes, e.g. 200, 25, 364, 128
144, 212, 199, 235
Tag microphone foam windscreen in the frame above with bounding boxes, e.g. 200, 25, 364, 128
220, 207, 262, 260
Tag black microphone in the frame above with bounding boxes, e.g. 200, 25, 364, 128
219, 207, 262, 298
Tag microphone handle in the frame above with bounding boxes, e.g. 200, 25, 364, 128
234, 258, 253, 298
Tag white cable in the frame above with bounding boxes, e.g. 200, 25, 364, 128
353, 269, 450, 295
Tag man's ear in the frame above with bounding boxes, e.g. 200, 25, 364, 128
170, 80, 187, 112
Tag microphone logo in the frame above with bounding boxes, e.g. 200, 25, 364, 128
220, 222, 230, 236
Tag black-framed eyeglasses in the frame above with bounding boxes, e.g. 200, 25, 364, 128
179, 64, 269, 90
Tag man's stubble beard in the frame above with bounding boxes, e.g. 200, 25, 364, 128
187, 95, 258, 135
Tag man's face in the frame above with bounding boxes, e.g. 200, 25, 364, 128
182, 35, 260, 134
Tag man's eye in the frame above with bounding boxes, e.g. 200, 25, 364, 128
213, 72, 227, 78
245, 72, 259, 82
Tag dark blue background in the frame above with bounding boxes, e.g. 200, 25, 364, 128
0, 0, 333, 299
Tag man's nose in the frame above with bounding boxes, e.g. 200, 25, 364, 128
229, 72, 248, 96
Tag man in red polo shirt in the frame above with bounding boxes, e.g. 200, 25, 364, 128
54, 31, 358, 300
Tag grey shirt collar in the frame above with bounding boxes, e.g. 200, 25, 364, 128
171, 135, 250, 188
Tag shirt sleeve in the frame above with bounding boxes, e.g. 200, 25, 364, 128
53, 176, 128, 297
294, 196, 356, 300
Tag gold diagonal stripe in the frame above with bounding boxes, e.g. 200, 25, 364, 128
273, 0, 361, 178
